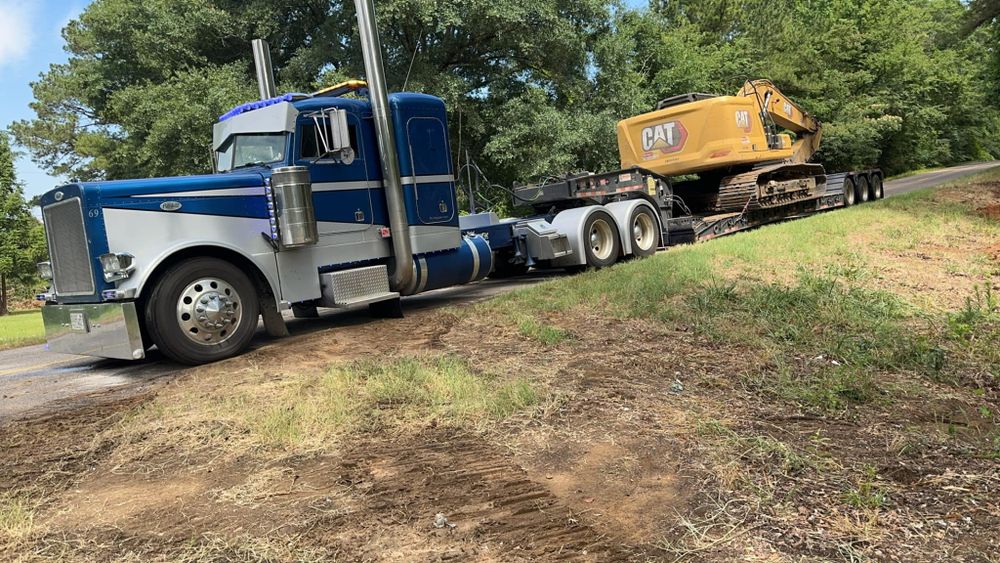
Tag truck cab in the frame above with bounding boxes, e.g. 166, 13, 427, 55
36, 88, 493, 365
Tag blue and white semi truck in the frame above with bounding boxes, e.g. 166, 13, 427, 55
34, 0, 882, 365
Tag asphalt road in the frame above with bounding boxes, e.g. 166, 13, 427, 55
2, 161, 997, 424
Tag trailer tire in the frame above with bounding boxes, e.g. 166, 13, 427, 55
842, 177, 856, 206
581, 210, 621, 269
144, 257, 260, 365
856, 175, 871, 204
871, 175, 884, 199
628, 206, 659, 258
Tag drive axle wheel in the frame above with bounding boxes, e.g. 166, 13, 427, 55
629, 206, 659, 258
842, 177, 856, 206
145, 257, 259, 365
581, 210, 621, 269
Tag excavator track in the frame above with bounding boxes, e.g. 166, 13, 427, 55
710, 163, 827, 213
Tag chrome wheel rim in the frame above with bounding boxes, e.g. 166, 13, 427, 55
589, 219, 615, 262
633, 212, 656, 252
873, 178, 883, 198
176, 278, 243, 345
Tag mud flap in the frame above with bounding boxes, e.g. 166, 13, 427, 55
261, 297, 289, 338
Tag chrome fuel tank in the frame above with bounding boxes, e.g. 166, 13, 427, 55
269, 166, 318, 249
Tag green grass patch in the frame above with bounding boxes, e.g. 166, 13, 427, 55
483, 179, 1000, 411
843, 466, 890, 509
0, 310, 45, 351
0, 494, 36, 546
217, 356, 541, 449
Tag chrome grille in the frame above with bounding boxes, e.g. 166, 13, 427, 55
43, 198, 95, 296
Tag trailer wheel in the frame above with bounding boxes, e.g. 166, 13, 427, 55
144, 257, 260, 365
581, 211, 621, 269
629, 206, 659, 258
856, 175, 871, 204
842, 177, 856, 206
871, 175, 884, 199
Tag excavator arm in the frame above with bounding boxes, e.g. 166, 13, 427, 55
738, 80, 822, 164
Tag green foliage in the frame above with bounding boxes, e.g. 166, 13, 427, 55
843, 466, 889, 509
9, 0, 1000, 192
0, 133, 47, 316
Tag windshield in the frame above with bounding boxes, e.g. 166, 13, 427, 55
216, 133, 287, 172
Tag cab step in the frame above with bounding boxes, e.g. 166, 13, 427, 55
319, 265, 399, 309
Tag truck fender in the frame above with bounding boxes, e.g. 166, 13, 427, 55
129, 243, 283, 318
603, 200, 662, 256
549, 206, 621, 268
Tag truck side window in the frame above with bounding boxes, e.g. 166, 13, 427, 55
300, 122, 359, 160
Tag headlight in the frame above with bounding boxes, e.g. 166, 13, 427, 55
99, 253, 136, 283
37, 261, 53, 280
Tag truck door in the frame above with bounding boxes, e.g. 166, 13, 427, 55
406, 117, 455, 225
297, 113, 374, 235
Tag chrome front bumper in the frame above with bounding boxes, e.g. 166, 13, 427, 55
41, 302, 145, 361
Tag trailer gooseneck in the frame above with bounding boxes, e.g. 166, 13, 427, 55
34, 0, 882, 365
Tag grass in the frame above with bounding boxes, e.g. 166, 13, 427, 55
0, 494, 36, 548
0, 310, 44, 351
127, 355, 543, 452
482, 175, 1000, 411
843, 466, 890, 509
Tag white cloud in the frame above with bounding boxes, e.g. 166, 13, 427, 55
0, 1, 35, 67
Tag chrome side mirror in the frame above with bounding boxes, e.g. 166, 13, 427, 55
313, 109, 355, 165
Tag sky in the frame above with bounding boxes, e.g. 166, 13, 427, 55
2, 0, 649, 200
0, 0, 86, 199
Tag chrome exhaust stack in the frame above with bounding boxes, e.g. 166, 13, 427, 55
251, 39, 278, 100
353, 0, 414, 294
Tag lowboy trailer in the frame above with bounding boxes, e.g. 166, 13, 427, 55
34, 0, 882, 366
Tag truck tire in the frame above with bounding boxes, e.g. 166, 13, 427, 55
856, 175, 871, 203
629, 205, 659, 258
871, 175, 884, 199
144, 257, 260, 365
842, 177, 856, 206
581, 210, 621, 269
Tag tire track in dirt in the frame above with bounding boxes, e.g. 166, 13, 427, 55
333, 430, 640, 561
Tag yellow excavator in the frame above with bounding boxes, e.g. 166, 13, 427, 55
617, 79, 828, 213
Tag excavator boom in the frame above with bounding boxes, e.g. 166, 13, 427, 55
738, 79, 822, 164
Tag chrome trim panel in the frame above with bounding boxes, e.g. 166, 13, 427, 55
399, 174, 455, 185
312, 180, 384, 192
42, 302, 145, 361
131, 187, 264, 198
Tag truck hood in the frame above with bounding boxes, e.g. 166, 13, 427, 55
77, 170, 267, 200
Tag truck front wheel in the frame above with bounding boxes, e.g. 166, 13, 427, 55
145, 257, 260, 365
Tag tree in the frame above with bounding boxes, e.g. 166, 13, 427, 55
0, 133, 46, 316
11, 0, 1000, 202
12, 0, 614, 192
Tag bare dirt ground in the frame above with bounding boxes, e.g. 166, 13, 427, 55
2, 180, 998, 562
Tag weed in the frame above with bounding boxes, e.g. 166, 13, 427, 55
843, 466, 889, 509
948, 283, 999, 339
517, 318, 572, 345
